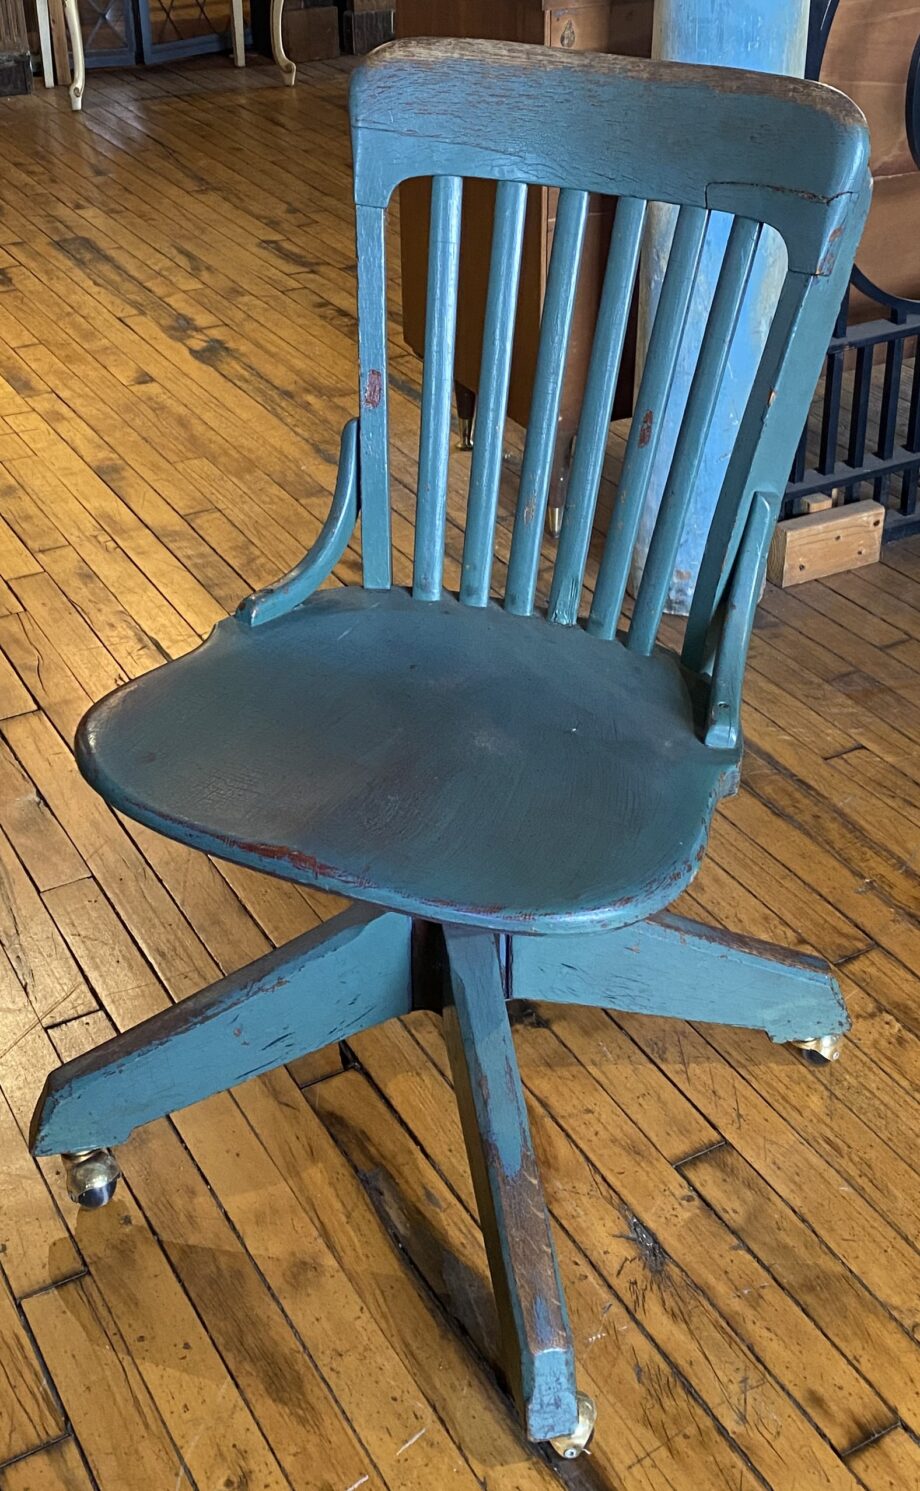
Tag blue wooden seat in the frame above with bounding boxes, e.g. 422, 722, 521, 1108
32, 39, 871, 1459
77, 585, 739, 931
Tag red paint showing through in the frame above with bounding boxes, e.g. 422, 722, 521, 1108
638, 409, 654, 447
363, 369, 382, 409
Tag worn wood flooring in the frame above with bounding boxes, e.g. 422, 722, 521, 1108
0, 53, 919, 1491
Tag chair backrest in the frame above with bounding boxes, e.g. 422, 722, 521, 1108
348, 40, 870, 668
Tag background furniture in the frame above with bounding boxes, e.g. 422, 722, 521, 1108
33, 0, 245, 107
35, 0, 88, 106
35, 0, 244, 105
785, 0, 920, 530
0, 0, 31, 92
32, 0, 389, 103
396, 1, 653, 534
30, 38, 869, 1458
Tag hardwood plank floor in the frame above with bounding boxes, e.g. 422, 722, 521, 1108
1, 53, 919, 1491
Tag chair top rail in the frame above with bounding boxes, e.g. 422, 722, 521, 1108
350, 39, 869, 274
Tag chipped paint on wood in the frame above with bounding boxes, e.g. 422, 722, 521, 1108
442, 923, 578, 1441
363, 368, 382, 409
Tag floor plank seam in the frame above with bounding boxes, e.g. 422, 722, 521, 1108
686, 1020, 920, 1260
16, 1269, 90, 1304
532, 1010, 919, 1446
833, 945, 879, 969
672, 1137, 729, 1170
5, 1285, 73, 1454
822, 743, 869, 762
355, 1027, 803, 1485
39, 1266, 207, 1491
153, 1102, 395, 1491
666, 1073, 920, 1402
744, 768, 920, 923
0, 1430, 76, 1479
842, 1417, 905, 1460
528, 1072, 909, 1455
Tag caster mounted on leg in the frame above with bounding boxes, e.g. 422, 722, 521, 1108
63, 1149, 120, 1209
549, 1390, 597, 1459
789, 1034, 843, 1066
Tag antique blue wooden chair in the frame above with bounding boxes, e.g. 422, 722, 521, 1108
30, 41, 870, 1457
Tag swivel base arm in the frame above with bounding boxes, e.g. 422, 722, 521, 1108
31, 903, 848, 1454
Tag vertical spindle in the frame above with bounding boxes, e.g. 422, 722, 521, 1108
356, 203, 391, 589
588, 205, 709, 640
548, 195, 647, 626
460, 180, 528, 607
629, 215, 762, 655
414, 175, 463, 601
505, 189, 589, 616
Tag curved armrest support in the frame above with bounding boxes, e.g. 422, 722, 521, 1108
704, 489, 779, 751
238, 420, 359, 627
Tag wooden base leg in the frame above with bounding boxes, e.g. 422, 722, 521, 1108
442, 923, 580, 1444
512, 910, 850, 1048
31, 905, 411, 1157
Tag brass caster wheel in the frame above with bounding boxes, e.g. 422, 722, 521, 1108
548, 1391, 597, 1460
789, 1035, 843, 1067
63, 1149, 120, 1209
456, 416, 474, 452
545, 505, 564, 539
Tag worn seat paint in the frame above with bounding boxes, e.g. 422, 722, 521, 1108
76, 586, 739, 933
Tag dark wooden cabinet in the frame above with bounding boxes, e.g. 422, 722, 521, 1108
396, 1, 653, 529
0, 0, 31, 94
818, 0, 920, 315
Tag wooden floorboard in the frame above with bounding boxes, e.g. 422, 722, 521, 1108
0, 53, 919, 1491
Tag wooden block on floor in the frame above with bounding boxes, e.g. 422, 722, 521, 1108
791, 493, 834, 516
767, 499, 884, 588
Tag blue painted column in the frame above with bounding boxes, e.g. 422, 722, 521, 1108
630, 0, 809, 611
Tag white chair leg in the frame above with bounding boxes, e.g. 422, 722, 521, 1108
230, 0, 245, 67
270, 0, 295, 86
36, 0, 55, 87
61, 0, 85, 110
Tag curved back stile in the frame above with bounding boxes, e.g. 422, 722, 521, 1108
349, 39, 871, 740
